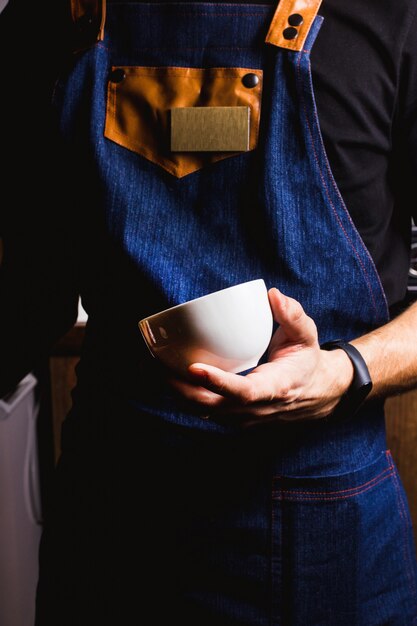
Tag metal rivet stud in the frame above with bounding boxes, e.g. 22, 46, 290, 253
288, 13, 304, 26
283, 26, 298, 40
109, 68, 126, 83
242, 73, 259, 88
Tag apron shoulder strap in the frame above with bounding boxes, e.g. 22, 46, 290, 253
71, 0, 106, 52
68, 0, 321, 54
266, 0, 322, 52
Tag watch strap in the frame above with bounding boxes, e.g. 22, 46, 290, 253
321, 340, 373, 421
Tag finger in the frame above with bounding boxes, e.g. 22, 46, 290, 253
214, 400, 287, 418
188, 362, 289, 405
268, 288, 317, 346
188, 364, 254, 401
168, 376, 230, 408
241, 400, 333, 427
242, 413, 317, 428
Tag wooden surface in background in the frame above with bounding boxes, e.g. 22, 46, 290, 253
386, 392, 417, 544
49, 356, 79, 463
49, 324, 84, 462
49, 327, 417, 544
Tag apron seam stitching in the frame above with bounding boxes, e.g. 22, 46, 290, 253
272, 470, 394, 501
296, 50, 383, 320
272, 463, 394, 497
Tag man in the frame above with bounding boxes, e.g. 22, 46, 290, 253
2, 0, 417, 624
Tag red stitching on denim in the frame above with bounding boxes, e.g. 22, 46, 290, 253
391, 468, 417, 600
118, 11, 268, 16
114, 46, 253, 51
272, 464, 394, 497
296, 52, 380, 317
121, 67, 261, 76
304, 50, 389, 316
273, 470, 394, 502
190, 12, 267, 15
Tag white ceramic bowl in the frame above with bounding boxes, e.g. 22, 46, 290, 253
138, 279, 273, 375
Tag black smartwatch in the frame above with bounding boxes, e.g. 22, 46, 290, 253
321, 340, 373, 421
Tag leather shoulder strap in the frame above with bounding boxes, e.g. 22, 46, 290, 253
71, 0, 106, 51
266, 0, 322, 52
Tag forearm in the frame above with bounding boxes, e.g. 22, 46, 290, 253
351, 300, 417, 398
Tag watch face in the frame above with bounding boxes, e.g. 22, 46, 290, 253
354, 380, 373, 404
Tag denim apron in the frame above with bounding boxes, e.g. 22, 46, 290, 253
37, 1, 417, 624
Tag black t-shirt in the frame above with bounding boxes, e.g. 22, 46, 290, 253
1, 0, 417, 306
311, 0, 417, 309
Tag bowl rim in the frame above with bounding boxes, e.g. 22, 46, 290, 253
138, 278, 266, 325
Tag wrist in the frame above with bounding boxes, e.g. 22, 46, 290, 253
324, 348, 355, 398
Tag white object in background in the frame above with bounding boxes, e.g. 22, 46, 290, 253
0, 0, 9, 14
0, 374, 42, 626
78, 297, 88, 323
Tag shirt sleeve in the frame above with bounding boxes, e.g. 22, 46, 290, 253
0, 0, 79, 396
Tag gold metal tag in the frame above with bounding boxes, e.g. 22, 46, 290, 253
170, 106, 250, 152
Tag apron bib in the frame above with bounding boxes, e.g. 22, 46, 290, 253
39, 2, 417, 623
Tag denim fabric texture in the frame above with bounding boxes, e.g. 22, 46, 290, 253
52, 4, 388, 436
37, 3, 417, 624
37, 395, 417, 625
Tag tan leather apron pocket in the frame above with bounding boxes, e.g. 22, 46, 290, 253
104, 66, 263, 178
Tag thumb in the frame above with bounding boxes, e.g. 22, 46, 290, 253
268, 288, 318, 346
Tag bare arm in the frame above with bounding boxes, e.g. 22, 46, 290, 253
352, 299, 417, 398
